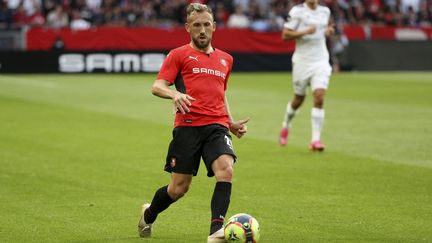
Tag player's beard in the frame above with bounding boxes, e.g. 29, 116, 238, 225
192, 34, 211, 50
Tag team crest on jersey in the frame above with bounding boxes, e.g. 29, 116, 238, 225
220, 58, 227, 67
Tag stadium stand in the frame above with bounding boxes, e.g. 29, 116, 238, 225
0, 0, 431, 30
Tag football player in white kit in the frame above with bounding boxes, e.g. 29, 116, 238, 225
279, 0, 334, 151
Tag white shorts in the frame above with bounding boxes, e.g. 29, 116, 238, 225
292, 61, 332, 96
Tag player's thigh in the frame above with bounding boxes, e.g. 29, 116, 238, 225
292, 62, 313, 96
165, 126, 202, 176
202, 124, 236, 177
311, 62, 332, 91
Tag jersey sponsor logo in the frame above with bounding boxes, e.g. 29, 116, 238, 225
192, 67, 226, 79
58, 53, 166, 73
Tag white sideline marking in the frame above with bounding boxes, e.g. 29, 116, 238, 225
0, 76, 57, 89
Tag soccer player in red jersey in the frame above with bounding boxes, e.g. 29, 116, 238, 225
138, 3, 249, 242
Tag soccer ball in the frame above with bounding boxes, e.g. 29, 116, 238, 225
224, 213, 260, 243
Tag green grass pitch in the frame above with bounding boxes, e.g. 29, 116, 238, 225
0, 72, 431, 242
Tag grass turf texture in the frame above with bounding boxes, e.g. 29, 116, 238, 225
0, 72, 431, 242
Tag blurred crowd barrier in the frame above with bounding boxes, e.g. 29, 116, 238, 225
24, 25, 432, 51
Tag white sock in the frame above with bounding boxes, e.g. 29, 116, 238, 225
311, 108, 325, 142
282, 102, 296, 128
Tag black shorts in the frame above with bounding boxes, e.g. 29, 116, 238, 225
164, 124, 237, 177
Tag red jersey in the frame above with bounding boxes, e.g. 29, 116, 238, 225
157, 44, 234, 128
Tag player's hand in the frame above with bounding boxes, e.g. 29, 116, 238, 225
325, 24, 335, 36
304, 26, 316, 35
229, 117, 250, 139
172, 91, 195, 114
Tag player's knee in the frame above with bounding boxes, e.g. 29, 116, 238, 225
215, 163, 233, 182
223, 165, 234, 180
212, 154, 234, 182
168, 184, 189, 200
314, 96, 324, 107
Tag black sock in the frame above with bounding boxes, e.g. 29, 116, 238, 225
210, 182, 232, 234
144, 185, 175, 224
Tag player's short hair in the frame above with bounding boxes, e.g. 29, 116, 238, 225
186, 3, 213, 22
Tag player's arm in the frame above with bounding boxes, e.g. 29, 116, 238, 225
151, 79, 195, 114
282, 26, 316, 41
282, 7, 316, 41
224, 95, 249, 139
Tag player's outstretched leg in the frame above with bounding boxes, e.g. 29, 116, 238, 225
207, 181, 231, 243
138, 203, 152, 237
138, 185, 176, 237
280, 102, 297, 146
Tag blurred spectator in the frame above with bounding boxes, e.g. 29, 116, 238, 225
330, 24, 350, 72
86, 0, 102, 13
248, 0, 269, 31
233, 0, 249, 12
404, 6, 418, 25
418, 0, 432, 26
46, 4, 68, 28
363, 0, 382, 22
188, 0, 208, 3
0, 0, 431, 30
267, 3, 285, 31
227, 4, 250, 28
0, 0, 12, 28
27, 4, 45, 27
214, 2, 230, 26
70, 9, 91, 30
401, 0, 421, 12
7, 0, 21, 11
12, 3, 28, 26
